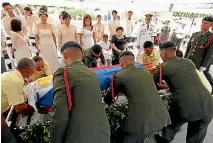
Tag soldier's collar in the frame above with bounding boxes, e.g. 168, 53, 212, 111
124, 63, 134, 69
165, 56, 177, 62
200, 31, 211, 36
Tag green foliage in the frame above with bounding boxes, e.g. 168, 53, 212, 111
19, 121, 50, 143
173, 12, 212, 19
67, 9, 96, 20
105, 103, 128, 143
19, 97, 171, 143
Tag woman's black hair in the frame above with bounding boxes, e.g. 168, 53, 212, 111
176, 49, 183, 58
97, 15, 101, 18
116, 26, 124, 32
62, 13, 71, 20
112, 10, 117, 15
11, 19, 22, 32
2, 2, 11, 8
24, 7, 33, 14
38, 9, 48, 17
59, 11, 68, 19
32, 56, 43, 62
103, 34, 108, 39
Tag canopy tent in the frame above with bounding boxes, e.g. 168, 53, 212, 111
4, 0, 213, 14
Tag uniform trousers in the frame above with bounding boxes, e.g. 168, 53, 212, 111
116, 128, 156, 143
1, 116, 17, 143
1, 57, 7, 73
161, 104, 213, 143
204, 62, 213, 94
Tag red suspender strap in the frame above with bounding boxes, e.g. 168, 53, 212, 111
204, 35, 213, 48
63, 68, 72, 112
111, 73, 116, 101
159, 64, 163, 86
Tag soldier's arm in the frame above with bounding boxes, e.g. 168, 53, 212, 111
184, 33, 194, 58
85, 57, 93, 68
201, 39, 213, 68
50, 68, 70, 143
153, 65, 163, 90
104, 74, 124, 105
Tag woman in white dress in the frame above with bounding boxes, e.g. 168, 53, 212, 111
80, 14, 96, 50
10, 19, 31, 63
34, 9, 60, 73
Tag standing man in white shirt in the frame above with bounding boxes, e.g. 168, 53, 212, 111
24, 7, 39, 36
122, 11, 134, 43
175, 23, 187, 50
136, 14, 155, 59
108, 10, 120, 40
2, 2, 27, 36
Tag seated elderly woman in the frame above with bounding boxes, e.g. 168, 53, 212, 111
29, 56, 52, 82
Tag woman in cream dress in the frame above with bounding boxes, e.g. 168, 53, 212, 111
35, 10, 60, 73
10, 19, 31, 63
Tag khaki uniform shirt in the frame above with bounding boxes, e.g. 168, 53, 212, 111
30, 60, 51, 81
138, 48, 160, 66
2, 15, 27, 36
1, 70, 26, 113
58, 24, 79, 50
94, 23, 104, 42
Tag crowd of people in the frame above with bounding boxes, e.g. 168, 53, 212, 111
1, 2, 213, 143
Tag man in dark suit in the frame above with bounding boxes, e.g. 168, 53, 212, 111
154, 41, 213, 143
104, 51, 171, 143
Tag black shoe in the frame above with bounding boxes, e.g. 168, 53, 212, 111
155, 134, 169, 143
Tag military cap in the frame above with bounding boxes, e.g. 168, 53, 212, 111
91, 44, 102, 54
118, 51, 135, 60
202, 16, 213, 22
61, 41, 83, 53
145, 14, 153, 18
159, 41, 176, 50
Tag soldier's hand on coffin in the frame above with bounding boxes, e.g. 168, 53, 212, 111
14, 103, 34, 114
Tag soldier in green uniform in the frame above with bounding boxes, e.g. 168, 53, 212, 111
50, 41, 110, 143
184, 16, 213, 71
154, 41, 213, 143
83, 44, 106, 68
104, 51, 171, 143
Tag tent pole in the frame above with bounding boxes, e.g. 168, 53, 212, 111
187, 18, 195, 37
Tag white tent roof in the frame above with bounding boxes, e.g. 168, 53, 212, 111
5, 0, 213, 13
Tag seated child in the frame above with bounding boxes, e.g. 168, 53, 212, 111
98, 34, 112, 66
